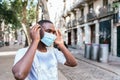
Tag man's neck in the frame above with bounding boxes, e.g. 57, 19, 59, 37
37, 43, 47, 52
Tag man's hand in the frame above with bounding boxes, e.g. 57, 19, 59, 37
55, 29, 77, 67
30, 24, 41, 43
54, 29, 64, 47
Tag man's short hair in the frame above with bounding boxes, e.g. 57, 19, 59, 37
37, 20, 53, 27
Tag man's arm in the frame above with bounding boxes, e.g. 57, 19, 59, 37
58, 44, 77, 67
12, 24, 40, 80
55, 30, 77, 67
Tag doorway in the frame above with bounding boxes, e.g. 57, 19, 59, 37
117, 26, 120, 57
81, 27, 85, 44
73, 29, 77, 45
68, 32, 71, 45
99, 20, 111, 52
90, 24, 95, 43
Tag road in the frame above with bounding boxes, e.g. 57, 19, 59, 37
0, 55, 15, 80
58, 49, 120, 80
59, 59, 120, 80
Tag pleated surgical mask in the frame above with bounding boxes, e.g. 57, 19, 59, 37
41, 32, 56, 47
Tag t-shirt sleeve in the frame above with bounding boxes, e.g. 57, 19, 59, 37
13, 48, 28, 65
54, 48, 66, 64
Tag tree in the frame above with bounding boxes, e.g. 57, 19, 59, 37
10, 0, 36, 46
1, 0, 50, 46
0, 1, 21, 43
0, 1, 21, 28
38, 0, 50, 20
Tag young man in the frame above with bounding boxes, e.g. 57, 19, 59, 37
12, 20, 77, 80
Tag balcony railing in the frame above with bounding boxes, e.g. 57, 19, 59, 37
67, 21, 71, 28
87, 9, 97, 22
113, 12, 119, 23
71, 19, 77, 27
98, 5, 114, 18
78, 16, 84, 24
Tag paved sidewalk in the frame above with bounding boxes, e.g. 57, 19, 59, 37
69, 47, 120, 76
58, 47, 120, 80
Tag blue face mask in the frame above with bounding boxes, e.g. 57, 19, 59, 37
41, 32, 56, 47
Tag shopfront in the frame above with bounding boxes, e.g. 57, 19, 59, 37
99, 20, 111, 52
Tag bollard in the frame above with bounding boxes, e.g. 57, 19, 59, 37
99, 44, 109, 63
84, 44, 91, 59
91, 43, 99, 61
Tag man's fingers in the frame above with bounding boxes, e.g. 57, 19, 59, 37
31, 24, 41, 31
56, 29, 58, 36
34, 24, 41, 31
36, 26, 41, 32
57, 29, 61, 36
36, 28, 41, 37
31, 24, 36, 30
56, 29, 62, 37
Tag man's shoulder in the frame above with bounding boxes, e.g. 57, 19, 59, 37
17, 47, 29, 53
18, 47, 28, 51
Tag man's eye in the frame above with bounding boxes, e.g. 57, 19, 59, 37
45, 30, 56, 34
46, 30, 51, 33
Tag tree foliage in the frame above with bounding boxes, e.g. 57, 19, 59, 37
10, 0, 36, 26
112, 1, 120, 11
0, 1, 21, 29
9, 0, 37, 46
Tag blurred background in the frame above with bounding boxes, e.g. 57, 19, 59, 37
0, 0, 120, 80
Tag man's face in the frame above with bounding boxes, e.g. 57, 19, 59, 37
40, 23, 56, 38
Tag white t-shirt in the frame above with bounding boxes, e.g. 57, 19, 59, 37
13, 47, 66, 80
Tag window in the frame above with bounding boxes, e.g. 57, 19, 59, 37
88, 3, 93, 12
81, 8, 84, 16
103, 0, 108, 6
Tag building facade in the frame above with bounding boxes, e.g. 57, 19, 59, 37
55, 0, 120, 57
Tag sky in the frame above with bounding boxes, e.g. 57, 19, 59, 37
47, 0, 64, 22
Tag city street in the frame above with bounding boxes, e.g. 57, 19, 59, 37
59, 59, 120, 80
0, 45, 120, 80
0, 55, 15, 80
59, 48, 120, 80
1, 0, 120, 80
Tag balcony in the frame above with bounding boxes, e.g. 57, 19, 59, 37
113, 12, 119, 24
87, 9, 97, 22
98, 5, 114, 18
71, 19, 77, 27
78, 16, 84, 24
67, 21, 71, 28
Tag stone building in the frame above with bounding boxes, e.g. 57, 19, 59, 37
55, 0, 120, 57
